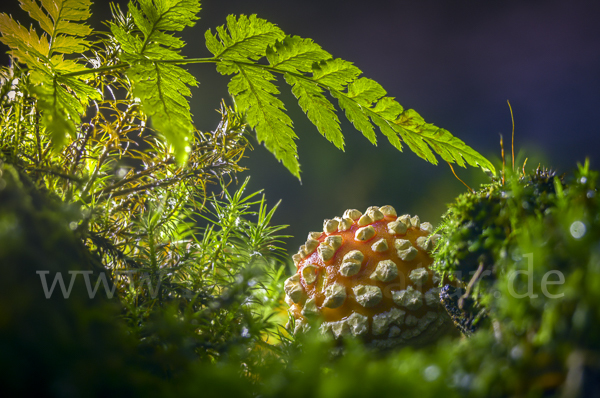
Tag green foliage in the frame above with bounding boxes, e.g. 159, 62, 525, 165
207, 15, 495, 177
431, 161, 600, 396
111, 177, 291, 370
0, 0, 100, 146
1, 4, 291, 388
110, 0, 201, 162
0, 162, 166, 396
6, 1, 600, 398
433, 168, 563, 335
0, 9, 288, 374
0, 0, 493, 178
433, 166, 564, 295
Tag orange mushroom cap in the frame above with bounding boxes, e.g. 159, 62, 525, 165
285, 205, 454, 349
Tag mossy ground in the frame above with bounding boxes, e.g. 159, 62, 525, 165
2, 159, 599, 397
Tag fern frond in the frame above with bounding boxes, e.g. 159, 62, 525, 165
400, 109, 492, 169
311, 57, 494, 172
368, 96, 406, 151
207, 19, 495, 177
0, 0, 96, 147
128, 61, 197, 159
266, 36, 330, 73
30, 66, 99, 145
0, 14, 50, 62
206, 15, 300, 175
111, 0, 201, 163
1, 0, 92, 60
285, 74, 343, 150
325, 71, 494, 171
20, 0, 53, 36
205, 14, 284, 61
266, 36, 343, 149
228, 63, 299, 178
311, 58, 362, 91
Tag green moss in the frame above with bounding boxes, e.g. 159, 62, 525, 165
429, 161, 600, 396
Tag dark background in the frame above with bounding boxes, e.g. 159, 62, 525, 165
2, 0, 599, 256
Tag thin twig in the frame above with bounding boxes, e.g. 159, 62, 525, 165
97, 164, 226, 200
507, 100, 515, 171
459, 262, 486, 310
447, 161, 474, 192
500, 134, 505, 185
28, 168, 83, 183
70, 124, 94, 175
35, 109, 42, 165
93, 162, 170, 196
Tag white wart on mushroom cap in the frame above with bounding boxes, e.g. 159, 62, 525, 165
285, 205, 451, 347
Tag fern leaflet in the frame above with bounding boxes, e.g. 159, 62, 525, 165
205, 15, 304, 176
229, 64, 299, 178
269, 36, 344, 150
1, 0, 495, 177
207, 16, 495, 176
285, 74, 344, 151
205, 14, 284, 61
0, 0, 98, 147
110, 0, 201, 163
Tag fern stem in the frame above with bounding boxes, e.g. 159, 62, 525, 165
70, 124, 93, 175
80, 106, 134, 199
62, 57, 292, 79
62, 63, 130, 77
47, 4, 65, 58
34, 108, 42, 165
28, 168, 83, 183
162, 57, 221, 64
62, 58, 219, 78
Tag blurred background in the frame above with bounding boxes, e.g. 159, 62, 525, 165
2, 0, 599, 256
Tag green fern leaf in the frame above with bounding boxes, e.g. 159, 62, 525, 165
368, 97, 404, 151
267, 36, 343, 149
19, 0, 53, 35
266, 35, 330, 73
332, 77, 387, 145
0, 0, 97, 147
20, 0, 92, 55
208, 17, 495, 176
112, 0, 201, 163
347, 77, 386, 106
312, 58, 361, 91
228, 63, 299, 178
398, 109, 494, 170
129, 0, 199, 37
30, 67, 99, 147
310, 59, 494, 173
205, 14, 284, 61
109, 24, 143, 56
0, 13, 50, 62
284, 73, 343, 150
207, 15, 301, 174
30, 72, 77, 146
129, 61, 197, 157
332, 91, 377, 145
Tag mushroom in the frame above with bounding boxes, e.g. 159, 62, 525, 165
285, 205, 453, 348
